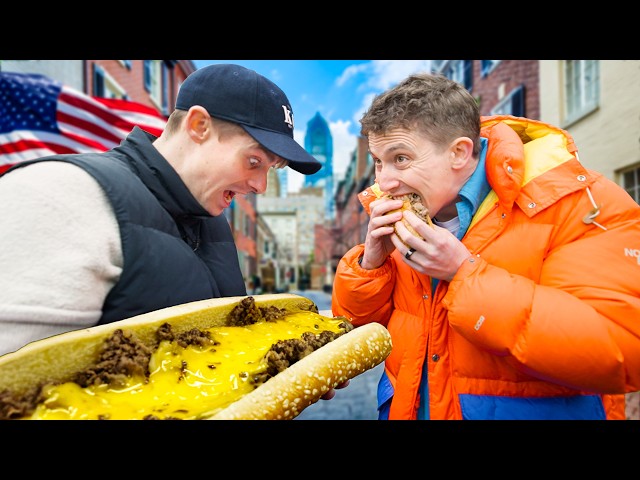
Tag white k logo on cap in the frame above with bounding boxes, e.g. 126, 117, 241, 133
282, 105, 294, 129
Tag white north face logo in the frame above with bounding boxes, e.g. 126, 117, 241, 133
282, 105, 294, 129
624, 247, 640, 265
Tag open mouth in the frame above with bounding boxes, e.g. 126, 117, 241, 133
390, 193, 433, 228
223, 191, 236, 204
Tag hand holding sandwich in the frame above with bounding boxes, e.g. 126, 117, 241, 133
360, 194, 471, 282
390, 208, 472, 282
358, 196, 405, 270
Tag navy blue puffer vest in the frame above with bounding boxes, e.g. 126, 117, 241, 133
8, 127, 246, 324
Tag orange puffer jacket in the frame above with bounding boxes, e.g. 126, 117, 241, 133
332, 116, 640, 420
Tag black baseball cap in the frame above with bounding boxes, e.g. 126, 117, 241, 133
175, 63, 321, 175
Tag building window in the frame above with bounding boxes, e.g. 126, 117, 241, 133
144, 60, 152, 91
490, 85, 525, 117
143, 60, 163, 109
480, 60, 500, 77
161, 62, 169, 115
93, 68, 104, 97
92, 64, 126, 99
437, 60, 473, 91
622, 165, 640, 205
119, 60, 132, 70
564, 60, 599, 125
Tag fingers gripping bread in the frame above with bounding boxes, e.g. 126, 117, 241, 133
390, 193, 434, 241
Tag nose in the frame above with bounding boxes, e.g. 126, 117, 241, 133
376, 167, 400, 193
249, 171, 269, 194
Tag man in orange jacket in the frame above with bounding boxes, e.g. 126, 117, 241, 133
331, 72, 640, 420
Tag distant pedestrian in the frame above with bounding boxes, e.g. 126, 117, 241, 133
261, 260, 276, 294
252, 274, 262, 295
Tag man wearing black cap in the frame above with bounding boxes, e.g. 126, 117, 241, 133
0, 64, 322, 356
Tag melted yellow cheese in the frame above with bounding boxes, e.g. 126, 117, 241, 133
27, 311, 346, 420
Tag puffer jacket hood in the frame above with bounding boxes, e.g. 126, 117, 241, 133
333, 115, 640, 420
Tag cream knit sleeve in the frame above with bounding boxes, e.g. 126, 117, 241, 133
0, 161, 123, 356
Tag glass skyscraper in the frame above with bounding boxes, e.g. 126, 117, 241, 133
303, 112, 334, 219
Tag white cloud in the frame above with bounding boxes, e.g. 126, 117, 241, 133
335, 63, 370, 87
289, 129, 307, 193
353, 91, 377, 130
329, 119, 357, 182
368, 60, 433, 89
353, 60, 433, 134
288, 60, 433, 194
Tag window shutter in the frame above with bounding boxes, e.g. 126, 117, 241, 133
143, 60, 151, 92
512, 85, 525, 117
93, 66, 105, 97
463, 60, 473, 90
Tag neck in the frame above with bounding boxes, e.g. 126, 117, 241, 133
434, 198, 460, 222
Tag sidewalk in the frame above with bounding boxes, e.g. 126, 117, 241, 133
296, 363, 382, 420
289, 289, 382, 420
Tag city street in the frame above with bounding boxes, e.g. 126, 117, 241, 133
289, 289, 382, 421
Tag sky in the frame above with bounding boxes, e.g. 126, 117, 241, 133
192, 60, 432, 193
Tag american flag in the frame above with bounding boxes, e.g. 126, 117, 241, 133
0, 71, 167, 175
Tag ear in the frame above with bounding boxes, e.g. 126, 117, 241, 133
448, 137, 474, 171
184, 106, 211, 144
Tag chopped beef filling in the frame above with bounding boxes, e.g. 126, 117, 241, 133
0, 385, 45, 420
405, 193, 430, 221
0, 296, 352, 420
251, 330, 343, 385
227, 296, 287, 325
74, 329, 153, 389
391, 193, 430, 222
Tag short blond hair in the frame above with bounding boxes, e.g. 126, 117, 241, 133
164, 109, 244, 138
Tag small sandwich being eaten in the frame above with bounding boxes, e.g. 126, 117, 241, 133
358, 183, 434, 245
387, 192, 434, 242
0, 294, 392, 420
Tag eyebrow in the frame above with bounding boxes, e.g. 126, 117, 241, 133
250, 142, 275, 161
273, 159, 289, 169
371, 142, 412, 159
253, 144, 288, 169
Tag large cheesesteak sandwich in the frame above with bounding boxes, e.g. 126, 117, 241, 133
0, 294, 392, 420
